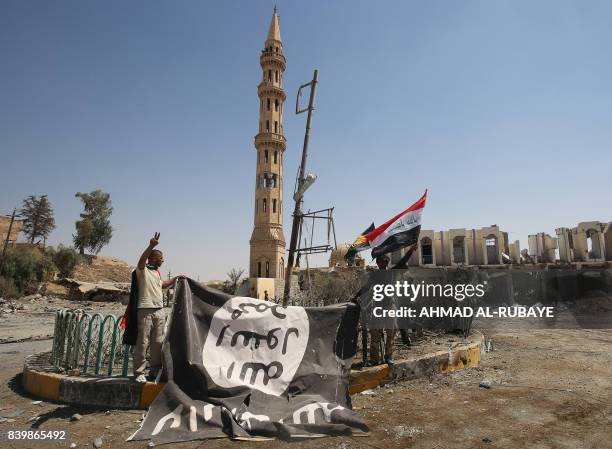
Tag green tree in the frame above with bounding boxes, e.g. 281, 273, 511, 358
0, 246, 56, 294
73, 190, 113, 255
47, 245, 81, 278
19, 195, 56, 245
223, 268, 245, 294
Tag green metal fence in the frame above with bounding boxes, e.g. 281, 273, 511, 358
50, 309, 130, 377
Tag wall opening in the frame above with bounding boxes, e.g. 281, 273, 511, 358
604, 226, 612, 261
421, 237, 433, 265
486, 235, 499, 264
453, 236, 465, 264
586, 229, 602, 259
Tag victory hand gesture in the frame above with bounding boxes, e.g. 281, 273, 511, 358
150, 232, 160, 247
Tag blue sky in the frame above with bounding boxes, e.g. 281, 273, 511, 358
1, 1, 611, 280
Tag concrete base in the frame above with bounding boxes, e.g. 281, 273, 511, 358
349, 331, 483, 394
23, 332, 484, 409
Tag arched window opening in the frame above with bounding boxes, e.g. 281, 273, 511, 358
267, 98, 270, 111
257, 262, 262, 278
274, 151, 278, 163
587, 229, 602, 259
264, 150, 269, 163
274, 121, 278, 133
273, 199, 277, 213
266, 120, 270, 132
263, 199, 267, 213
421, 238, 433, 265
260, 173, 277, 188
275, 99, 279, 111
265, 261, 270, 278
453, 237, 465, 264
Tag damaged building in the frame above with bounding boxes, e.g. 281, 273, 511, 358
389, 221, 612, 268
554, 221, 612, 263
0, 214, 24, 246
391, 225, 521, 267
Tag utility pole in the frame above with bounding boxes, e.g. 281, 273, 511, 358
283, 69, 318, 306
0, 208, 17, 273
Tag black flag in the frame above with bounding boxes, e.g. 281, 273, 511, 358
129, 279, 368, 444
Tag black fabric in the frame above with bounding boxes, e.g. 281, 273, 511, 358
129, 278, 367, 444
371, 225, 421, 258
121, 270, 139, 346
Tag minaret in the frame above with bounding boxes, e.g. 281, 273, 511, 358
249, 8, 286, 279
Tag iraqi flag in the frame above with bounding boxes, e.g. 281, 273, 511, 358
367, 190, 427, 258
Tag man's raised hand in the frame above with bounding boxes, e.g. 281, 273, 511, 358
150, 232, 160, 247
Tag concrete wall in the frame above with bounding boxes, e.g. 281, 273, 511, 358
389, 221, 612, 266
247, 277, 276, 300
528, 232, 557, 263
395, 225, 516, 267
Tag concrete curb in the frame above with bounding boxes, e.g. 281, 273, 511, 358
23, 332, 484, 409
349, 331, 484, 394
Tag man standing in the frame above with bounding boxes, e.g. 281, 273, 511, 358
368, 254, 397, 366
133, 232, 181, 382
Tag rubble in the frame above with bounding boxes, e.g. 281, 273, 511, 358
392, 425, 422, 439
71, 255, 132, 283
479, 379, 492, 389
21, 293, 42, 302
59, 278, 130, 303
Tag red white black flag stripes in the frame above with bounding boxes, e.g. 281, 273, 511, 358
368, 190, 427, 258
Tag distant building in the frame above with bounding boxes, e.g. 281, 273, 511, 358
555, 221, 612, 263
0, 214, 23, 245
391, 225, 520, 266
389, 220, 612, 266
328, 243, 366, 268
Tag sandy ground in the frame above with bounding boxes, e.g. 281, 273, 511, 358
0, 296, 124, 343
0, 300, 611, 449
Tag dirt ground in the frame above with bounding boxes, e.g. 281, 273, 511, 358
71, 256, 133, 283
0, 299, 611, 449
0, 296, 124, 343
